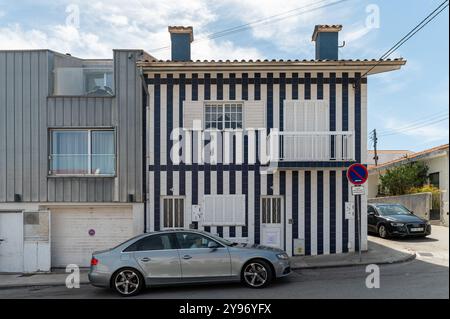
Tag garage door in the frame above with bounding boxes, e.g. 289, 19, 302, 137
51, 207, 133, 268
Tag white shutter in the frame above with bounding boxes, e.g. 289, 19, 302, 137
283, 100, 329, 131
183, 101, 204, 129
244, 101, 266, 129
202, 195, 246, 226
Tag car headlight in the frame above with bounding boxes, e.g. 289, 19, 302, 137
390, 222, 405, 227
276, 253, 289, 260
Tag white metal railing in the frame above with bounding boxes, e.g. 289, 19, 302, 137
279, 131, 355, 161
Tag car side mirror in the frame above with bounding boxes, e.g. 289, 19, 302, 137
368, 211, 374, 216
208, 241, 220, 249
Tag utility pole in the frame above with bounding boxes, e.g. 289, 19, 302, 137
369, 129, 378, 166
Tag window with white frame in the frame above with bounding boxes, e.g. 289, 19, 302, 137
163, 197, 185, 228
49, 129, 115, 176
203, 195, 246, 226
205, 103, 243, 130
261, 197, 282, 224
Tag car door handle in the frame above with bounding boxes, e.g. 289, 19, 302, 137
182, 255, 192, 260
140, 257, 151, 262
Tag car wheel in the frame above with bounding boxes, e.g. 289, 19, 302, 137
242, 259, 273, 289
112, 268, 144, 297
378, 224, 388, 239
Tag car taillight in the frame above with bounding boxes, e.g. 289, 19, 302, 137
91, 257, 99, 266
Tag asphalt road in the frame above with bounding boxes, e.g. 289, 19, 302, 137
1, 226, 448, 299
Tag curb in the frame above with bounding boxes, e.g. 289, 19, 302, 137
291, 251, 416, 270
0, 281, 91, 290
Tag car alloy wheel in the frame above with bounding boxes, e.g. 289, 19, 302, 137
243, 262, 269, 288
378, 225, 387, 238
113, 269, 142, 296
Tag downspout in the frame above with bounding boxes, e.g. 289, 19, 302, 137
140, 66, 149, 233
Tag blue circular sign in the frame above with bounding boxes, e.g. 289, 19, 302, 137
347, 163, 368, 185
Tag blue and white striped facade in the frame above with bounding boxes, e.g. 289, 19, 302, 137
142, 61, 402, 256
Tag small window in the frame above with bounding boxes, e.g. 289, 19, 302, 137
124, 234, 175, 252
163, 197, 184, 228
429, 172, 440, 188
50, 129, 115, 176
262, 197, 282, 224
175, 232, 221, 249
205, 103, 242, 130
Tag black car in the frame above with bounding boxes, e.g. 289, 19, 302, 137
368, 203, 431, 238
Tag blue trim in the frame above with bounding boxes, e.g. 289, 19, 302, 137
279, 73, 286, 131
204, 73, 211, 100
229, 73, 236, 100
192, 73, 198, 101
329, 73, 336, 159
317, 73, 324, 99
154, 74, 161, 231
304, 171, 311, 255
292, 171, 299, 253
242, 135, 249, 237
355, 72, 362, 163
254, 134, 260, 243
242, 73, 248, 100
305, 73, 311, 100
280, 171, 286, 251
217, 226, 223, 237
342, 170, 349, 252
217, 73, 223, 100
292, 73, 299, 99
229, 226, 236, 237
267, 72, 273, 129
317, 171, 324, 255
329, 170, 336, 253
204, 226, 211, 232
342, 73, 349, 131
179, 74, 186, 196
167, 74, 173, 195
145, 77, 367, 85
254, 73, 261, 100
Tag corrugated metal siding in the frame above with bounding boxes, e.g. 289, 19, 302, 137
0, 50, 143, 203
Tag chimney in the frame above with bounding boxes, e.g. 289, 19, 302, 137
311, 25, 342, 60
168, 26, 194, 61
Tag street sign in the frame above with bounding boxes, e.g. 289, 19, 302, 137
347, 163, 368, 185
351, 185, 366, 195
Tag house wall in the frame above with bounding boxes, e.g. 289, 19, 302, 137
0, 50, 144, 203
145, 69, 368, 255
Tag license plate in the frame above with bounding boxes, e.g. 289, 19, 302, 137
411, 227, 424, 232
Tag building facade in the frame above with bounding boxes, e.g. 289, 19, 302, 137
0, 49, 151, 271
141, 26, 405, 256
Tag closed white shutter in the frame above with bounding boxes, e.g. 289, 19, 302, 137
244, 101, 266, 129
183, 101, 204, 129
284, 100, 328, 131
202, 195, 246, 226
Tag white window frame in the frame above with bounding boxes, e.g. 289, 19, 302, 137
49, 128, 116, 177
162, 196, 185, 229
202, 194, 246, 226
204, 102, 244, 130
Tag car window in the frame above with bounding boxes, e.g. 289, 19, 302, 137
368, 206, 376, 214
176, 232, 221, 249
376, 205, 411, 216
124, 234, 175, 252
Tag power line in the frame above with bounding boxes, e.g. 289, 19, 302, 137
358, 0, 449, 80
379, 116, 449, 137
149, 0, 350, 53
377, 110, 449, 135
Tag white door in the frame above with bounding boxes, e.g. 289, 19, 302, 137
261, 197, 283, 248
0, 212, 24, 272
51, 207, 133, 267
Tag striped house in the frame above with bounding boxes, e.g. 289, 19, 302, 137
140, 25, 405, 256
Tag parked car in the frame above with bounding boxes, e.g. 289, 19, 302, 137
88, 229, 291, 296
368, 203, 431, 239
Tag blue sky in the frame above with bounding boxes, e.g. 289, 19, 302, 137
0, 0, 448, 152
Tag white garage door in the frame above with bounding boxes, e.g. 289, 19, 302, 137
51, 207, 133, 268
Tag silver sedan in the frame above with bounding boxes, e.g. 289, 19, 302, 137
88, 229, 291, 296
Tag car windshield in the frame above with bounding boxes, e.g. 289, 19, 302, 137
376, 205, 412, 216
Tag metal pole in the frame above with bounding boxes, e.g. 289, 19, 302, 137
357, 194, 362, 262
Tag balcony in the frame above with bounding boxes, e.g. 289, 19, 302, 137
279, 131, 355, 162
53, 66, 114, 96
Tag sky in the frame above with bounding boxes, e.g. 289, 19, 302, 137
0, 0, 448, 152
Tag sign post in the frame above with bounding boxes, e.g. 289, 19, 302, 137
346, 163, 368, 262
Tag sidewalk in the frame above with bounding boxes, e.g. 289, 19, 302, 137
0, 239, 415, 289
291, 238, 416, 269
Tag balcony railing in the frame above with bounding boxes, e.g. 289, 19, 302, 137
279, 131, 354, 161
49, 154, 116, 176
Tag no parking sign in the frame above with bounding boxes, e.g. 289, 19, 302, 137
346, 163, 368, 185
